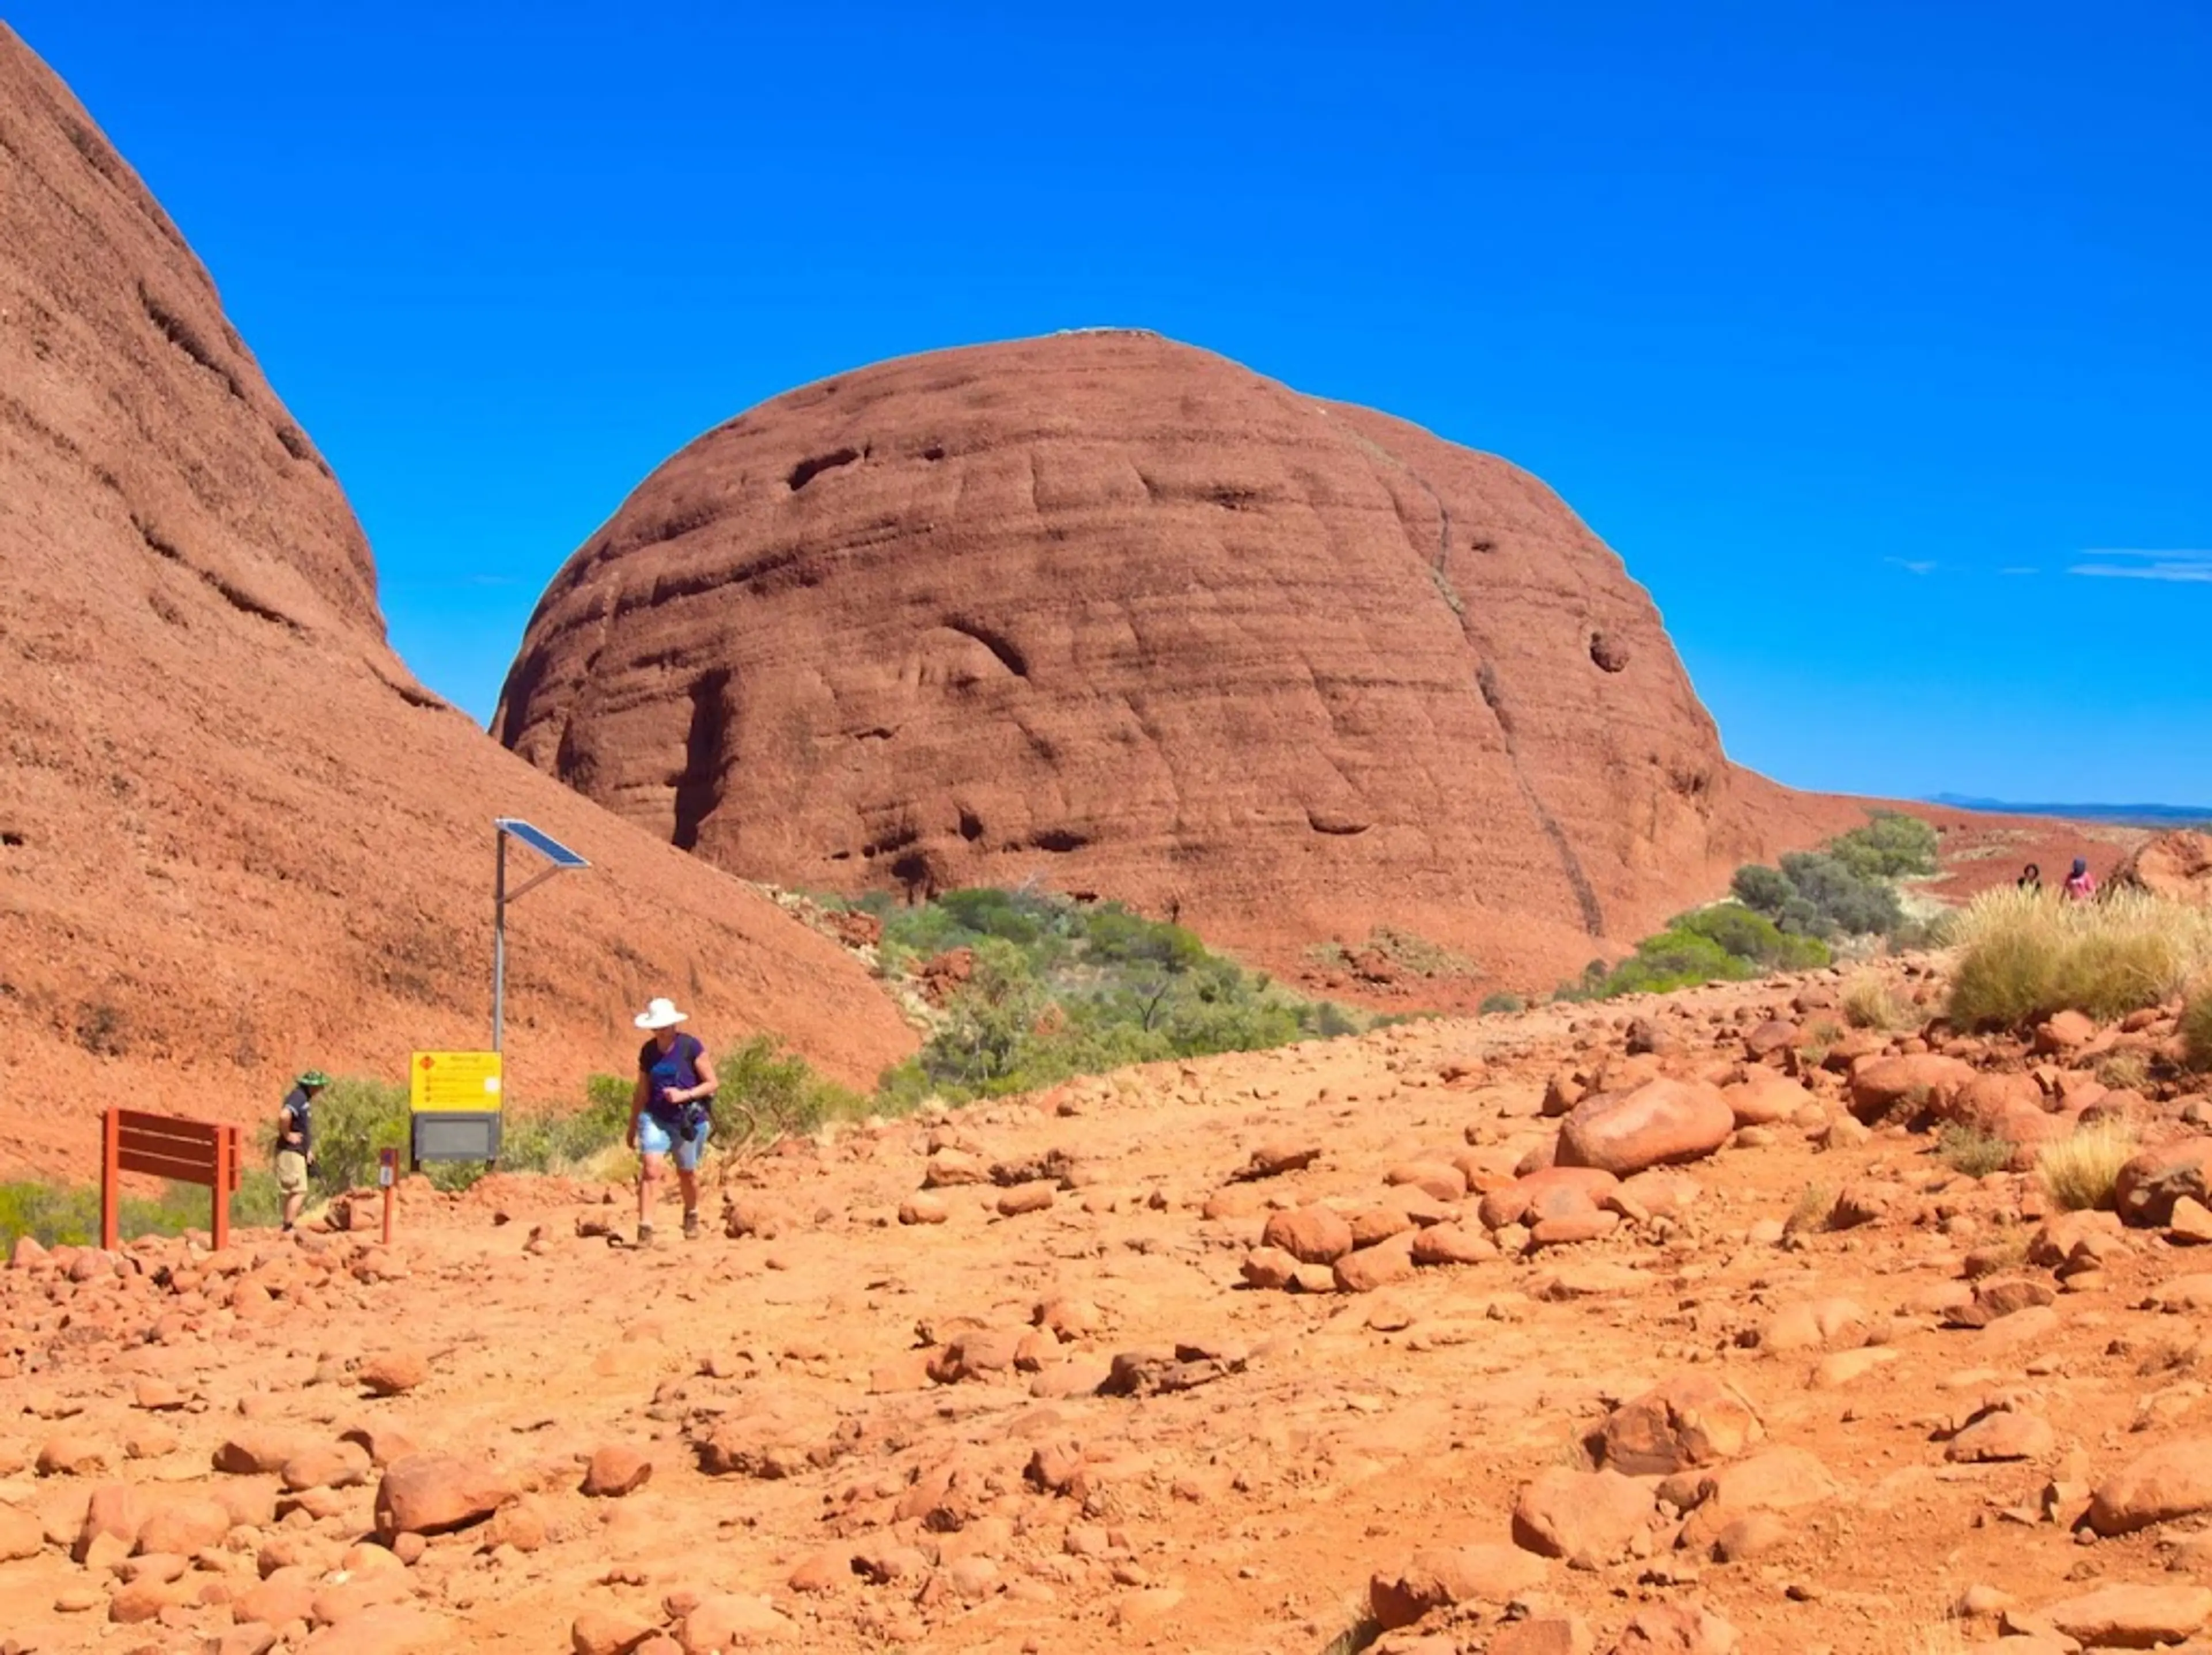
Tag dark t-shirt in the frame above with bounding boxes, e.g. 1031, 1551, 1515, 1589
280, 1086, 313, 1154
638, 1033, 706, 1124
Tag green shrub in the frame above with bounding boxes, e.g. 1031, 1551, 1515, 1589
1604, 928, 1757, 995
1778, 851, 1904, 938
1550, 960, 1613, 1003
1311, 1001, 1361, 1039
309, 1077, 411, 1194
718, 1034, 870, 1140
1730, 864, 1795, 915
0, 1169, 287, 1251
1572, 907, 1831, 1002
500, 1077, 632, 1173
1078, 903, 1207, 973
1889, 909, 1957, 952
1831, 811, 1940, 880
1675, 903, 1831, 970
1479, 992, 1528, 1015
0, 1181, 99, 1248
1776, 895, 1827, 937
868, 890, 1366, 1105
1731, 813, 1929, 941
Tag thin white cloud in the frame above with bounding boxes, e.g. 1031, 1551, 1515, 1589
2069, 551, 2212, 584
1884, 558, 1937, 576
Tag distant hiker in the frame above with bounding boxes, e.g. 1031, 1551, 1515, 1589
276, 1070, 328, 1232
2063, 857, 2097, 902
628, 997, 718, 1244
2017, 862, 2043, 893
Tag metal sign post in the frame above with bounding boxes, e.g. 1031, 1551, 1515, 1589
490, 818, 589, 1055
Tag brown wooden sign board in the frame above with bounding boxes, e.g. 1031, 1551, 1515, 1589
101, 1108, 242, 1252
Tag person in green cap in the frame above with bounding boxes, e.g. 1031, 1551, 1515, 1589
276, 1070, 329, 1232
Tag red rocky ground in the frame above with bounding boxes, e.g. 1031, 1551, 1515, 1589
5, 957, 2210, 1655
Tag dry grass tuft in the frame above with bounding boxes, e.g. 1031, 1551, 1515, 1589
573, 1143, 641, 1186
1901, 1611, 1971, 1655
2036, 1118, 2141, 1211
2096, 1049, 2152, 1092
2184, 990, 2212, 1072
1787, 1183, 1836, 1234
1936, 1123, 2013, 1178
1945, 887, 2212, 1028
1842, 971, 1918, 1032
1800, 1016, 1845, 1067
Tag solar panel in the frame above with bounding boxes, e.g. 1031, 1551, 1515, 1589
495, 818, 589, 869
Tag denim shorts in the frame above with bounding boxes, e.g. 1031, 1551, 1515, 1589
637, 1111, 709, 1172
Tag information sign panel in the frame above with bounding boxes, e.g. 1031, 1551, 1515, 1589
410, 1051, 503, 1114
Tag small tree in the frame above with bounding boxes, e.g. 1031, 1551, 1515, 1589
924, 939, 1052, 1089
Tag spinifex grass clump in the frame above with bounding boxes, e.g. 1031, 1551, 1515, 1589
2036, 1119, 2142, 1212
2183, 990, 2212, 1071
1946, 887, 2212, 1028
1842, 970, 1917, 1032
1935, 1123, 2013, 1178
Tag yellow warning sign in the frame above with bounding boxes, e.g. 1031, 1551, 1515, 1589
410, 1051, 503, 1114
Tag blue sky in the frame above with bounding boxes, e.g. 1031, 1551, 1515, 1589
13, 2, 2209, 805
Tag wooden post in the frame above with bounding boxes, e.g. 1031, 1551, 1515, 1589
210, 1125, 232, 1253
100, 1107, 121, 1252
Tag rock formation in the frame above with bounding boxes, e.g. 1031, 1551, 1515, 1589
2110, 830, 2212, 906
0, 26, 911, 1171
498, 331, 1846, 984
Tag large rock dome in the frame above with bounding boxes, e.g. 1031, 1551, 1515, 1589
498, 332, 1838, 985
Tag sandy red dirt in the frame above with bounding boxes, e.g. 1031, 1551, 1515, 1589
3, 963, 2211, 1655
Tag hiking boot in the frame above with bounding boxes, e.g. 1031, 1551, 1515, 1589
635, 1222, 654, 1248
682, 1209, 700, 1240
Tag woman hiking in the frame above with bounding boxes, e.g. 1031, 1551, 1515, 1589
627, 997, 718, 1244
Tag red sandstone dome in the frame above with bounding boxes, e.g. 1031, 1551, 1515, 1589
497, 331, 1846, 985
0, 26, 912, 1169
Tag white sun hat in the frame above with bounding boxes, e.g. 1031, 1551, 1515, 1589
634, 997, 689, 1030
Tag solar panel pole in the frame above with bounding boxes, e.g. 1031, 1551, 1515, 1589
493, 826, 509, 1055
488, 819, 588, 1061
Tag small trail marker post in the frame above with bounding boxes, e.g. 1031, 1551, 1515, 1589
378, 1147, 397, 1245
100, 1109, 241, 1252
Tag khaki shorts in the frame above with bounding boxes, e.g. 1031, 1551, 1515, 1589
275, 1150, 309, 1195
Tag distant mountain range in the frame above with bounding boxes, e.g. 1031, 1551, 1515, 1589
1929, 794, 2211, 829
